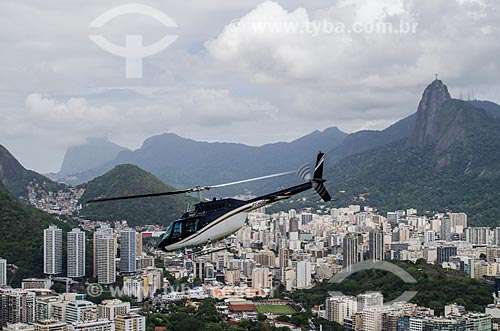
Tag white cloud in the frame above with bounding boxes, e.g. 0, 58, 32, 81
9, 88, 276, 150
206, 0, 500, 88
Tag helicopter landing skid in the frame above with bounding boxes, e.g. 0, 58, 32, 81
190, 242, 237, 257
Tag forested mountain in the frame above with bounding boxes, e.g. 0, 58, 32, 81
326, 80, 500, 225
0, 182, 73, 285
78, 164, 194, 226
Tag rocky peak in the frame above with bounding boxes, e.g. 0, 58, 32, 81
408, 79, 452, 146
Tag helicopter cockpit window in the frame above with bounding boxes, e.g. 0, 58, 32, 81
172, 222, 182, 238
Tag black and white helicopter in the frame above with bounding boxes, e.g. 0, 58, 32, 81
88, 152, 331, 254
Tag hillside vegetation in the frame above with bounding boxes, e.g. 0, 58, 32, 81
79, 164, 194, 226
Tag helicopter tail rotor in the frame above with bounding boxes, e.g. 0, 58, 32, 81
311, 152, 332, 202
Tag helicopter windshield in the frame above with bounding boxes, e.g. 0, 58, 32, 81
163, 223, 174, 240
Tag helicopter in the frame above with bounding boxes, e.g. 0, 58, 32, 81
87, 152, 332, 253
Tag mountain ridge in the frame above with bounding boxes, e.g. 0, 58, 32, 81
0, 144, 65, 198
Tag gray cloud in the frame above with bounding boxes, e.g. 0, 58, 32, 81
0, 0, 499, 172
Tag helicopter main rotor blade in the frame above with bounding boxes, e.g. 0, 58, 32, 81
86, 169, 296, 204
209, 170, 295, 188
86, 187, 207, 203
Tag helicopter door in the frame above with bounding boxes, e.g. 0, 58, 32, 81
183, 218, 199, 237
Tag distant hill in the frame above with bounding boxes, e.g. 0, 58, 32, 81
48, 138, 130, 185
78, 164, 194, 226
60, 127, 348, 191
329, 113, 416, 162
326, 80, 500, 225
0, 182, 73, 285
0, 144, 65, 198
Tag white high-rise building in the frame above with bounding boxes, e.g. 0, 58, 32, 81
357, 293, 383, 311
362, 306, 386, 331
296, 261, 311, 289
465, 227, 490, 245
369, 231, 384, 261
251, 267, 271, 289
424, 230, 435, 243
123, 277, 144, 302
67, 229, 85, 278
325, 296, 358, 324
120, 229, 137, 274
65, 300, 96, 323
93, 226, 115, 278
96, 236, 116, 285
44, 225, 62, 275
343, 235, 359, 269
0, 258, 6, 286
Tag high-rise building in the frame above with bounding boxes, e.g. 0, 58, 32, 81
279, 248, 290, 268
136, 233, 143, 257
369, 230, 384, 261
301, 213, 313, 225
325, 296, 357, 324
493, 227, 500, 246
361, 307, 385, 331
437, 246, 458, 264
0, 289, 36, 326
67, 229, 85, 278
450, 213, 467, 233
289, 217, 299, 233
251, 267, 271, 289
95, 236, 116, 285
357, 292, 383, 311
382, 312, 400, 331
465, 227, 490, 245
0, 258, 6, 286
424, 230, 435, 243
296, 261, 311, 289
254, 250, 276, 267
44, 226, 62, 275
115, 313, 145, 331
98, 299, 130, 321
440, 218, 452, 241
224, 269, 240, 286
343, 235, 359, 269
93, 226, 114, 278
65, 301, 96, 323
123, 277, 144, 302
120, 229, 137, 274
35, 295, 59, 321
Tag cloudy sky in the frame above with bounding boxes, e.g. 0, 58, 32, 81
1, 0, 499, 173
